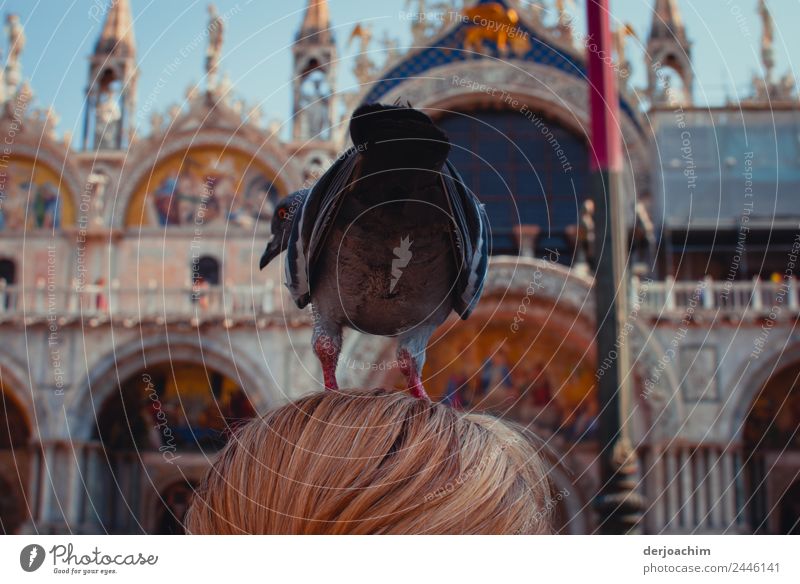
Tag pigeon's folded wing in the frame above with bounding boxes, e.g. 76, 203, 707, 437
285, 148, 359, 309
441, 160, 490, 319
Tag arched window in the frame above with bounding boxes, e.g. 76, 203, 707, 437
95, 362, 255, 454
0, 388, 30, 533
437, 107, 590, 259
744, 361, 800, 533
0, 259, 15, 311
195, 255, 220, 286
0, 258, 15, 284
0, 388, 29, 449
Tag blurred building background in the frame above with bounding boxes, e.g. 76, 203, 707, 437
0, 0, 798, 534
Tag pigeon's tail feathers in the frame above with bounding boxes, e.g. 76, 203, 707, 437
350, 103, 450, 169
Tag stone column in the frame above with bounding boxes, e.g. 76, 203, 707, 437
23, 441, 108, 534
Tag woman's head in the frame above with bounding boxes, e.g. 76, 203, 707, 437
186, 388, 554, 534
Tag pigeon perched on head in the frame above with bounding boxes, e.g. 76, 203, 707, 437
260, 103, 490, 400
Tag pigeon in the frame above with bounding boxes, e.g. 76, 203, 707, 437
260, 103, 490, 400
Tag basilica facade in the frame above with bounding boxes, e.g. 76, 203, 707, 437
0, 0, 798, 535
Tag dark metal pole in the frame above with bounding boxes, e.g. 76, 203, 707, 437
586, 0, 645, 534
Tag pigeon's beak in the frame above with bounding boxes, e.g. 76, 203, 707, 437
259, 237, 282, 270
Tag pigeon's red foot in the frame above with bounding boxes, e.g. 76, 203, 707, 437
398, 348, 430, 401
314, 336, 340, 391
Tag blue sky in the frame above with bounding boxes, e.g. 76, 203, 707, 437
2, 0, 799, 145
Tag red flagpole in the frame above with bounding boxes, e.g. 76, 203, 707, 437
586, 0, 645, 534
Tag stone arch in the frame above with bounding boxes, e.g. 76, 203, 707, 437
374, 59, 650, 194
339, 257, 673, 451
338, 256, 596, 389
0, 138, 84, 230
339, 255, 599, 410
0, 355, 35, 534
720, 338, 800, 444
69, 333, 278, 441
114, 130, 303, 229
0, 354, 37, 443
716, 338, 800, 533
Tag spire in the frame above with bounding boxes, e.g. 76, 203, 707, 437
292, 0, 336, 144
646, 0, 692, 106
298, 0, 331, 42
650, 0, 686, 44
95, 0, 136, 58
84, 0, 138, 150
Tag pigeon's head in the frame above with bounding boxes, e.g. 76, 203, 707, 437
259, 190, 306, 270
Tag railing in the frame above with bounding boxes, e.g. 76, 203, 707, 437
633, 275, 800, 320
2, 275, 798, 323
0, 279, 309, 322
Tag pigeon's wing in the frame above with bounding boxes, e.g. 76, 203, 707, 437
441, 160, 490, 319
285, 148, 360, 309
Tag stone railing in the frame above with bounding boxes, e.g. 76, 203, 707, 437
3, 274, 798, 324
633, 275, 800, 320
0, 280, 309, 324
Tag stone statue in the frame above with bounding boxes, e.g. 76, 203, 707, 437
4, 14, 24, 93
406, 0, 429, 45
778, 73, 797, 100
632, 201, 656, 268
217, 72, 233, 98
428, 1, 452, 34
149, 112, 164, 134
348, 23, 376, 85
577, 198, 595, 269
349, 22, 372, 55
759, 0, 774, 81
94, 87, 121, 150
88, 172, 109, 226
555, 0, 575, 44
0, 46, 6, 105
41, 106, 59, 139
300, 71, 329, 140
522, 1, 545, 25
206, 4, 224, 91
612, 23, 637, 83
5, 14, 24, 68
613, 24, 637, 64
247, 104, 263, 127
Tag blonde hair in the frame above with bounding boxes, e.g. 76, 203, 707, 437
186, 388, 553, 534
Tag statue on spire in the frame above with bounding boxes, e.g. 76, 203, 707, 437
406, 0, 429, 45
4, 14, 25, 95
555, 0, 576, 45
94, 81, 122, 150
206, 4, 224, 92
749, 0, 795, 102
613, 23, 638, 83
758, 0, 775, 83
348, 23, 375, 86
